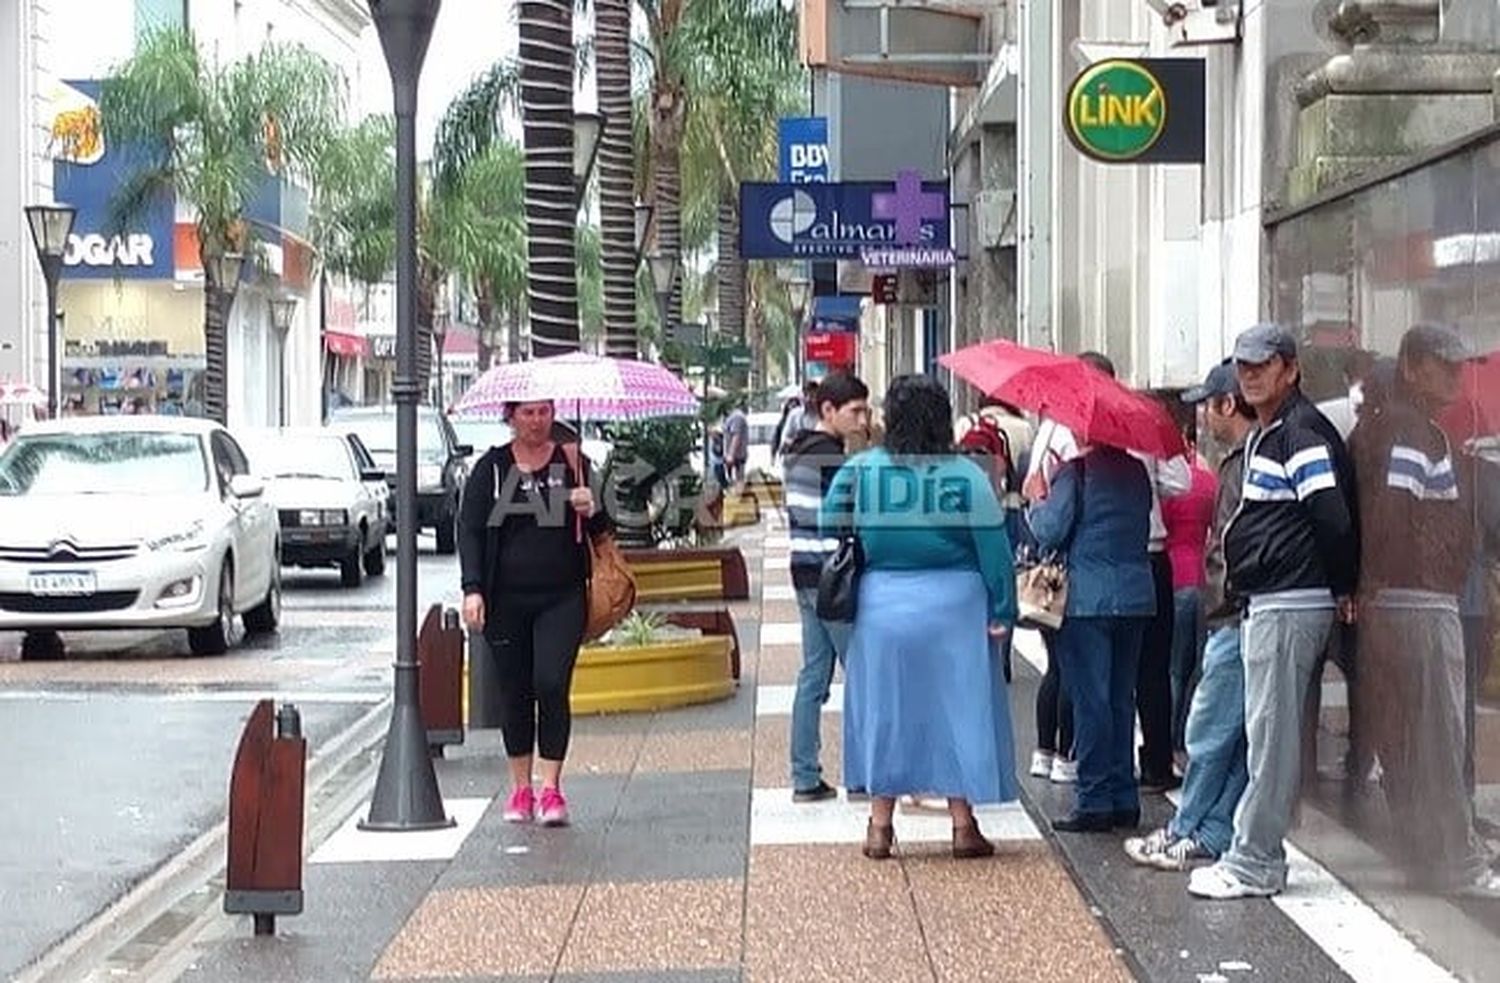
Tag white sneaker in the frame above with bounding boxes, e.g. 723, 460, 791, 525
1030, 750, 1055, 778
1050, 757, 1078, 784
1156, 837, 1214, 872
1124, 828, 1175, 869
1188, 863, 1278, 900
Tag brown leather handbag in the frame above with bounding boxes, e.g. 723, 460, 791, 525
561, 443, 637, 640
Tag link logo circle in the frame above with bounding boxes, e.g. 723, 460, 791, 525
1065, 60, 1168, 162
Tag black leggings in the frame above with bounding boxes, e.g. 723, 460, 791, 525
1037, 629, 1074, 755
486, 587, 587, 761
1136, 552, 1176, 780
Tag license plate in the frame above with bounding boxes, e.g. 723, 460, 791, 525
28, 571, 97, 597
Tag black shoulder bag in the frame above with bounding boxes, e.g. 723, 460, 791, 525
815, 469, 862, 623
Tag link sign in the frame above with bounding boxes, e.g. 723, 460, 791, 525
1064, 58, 1205, 165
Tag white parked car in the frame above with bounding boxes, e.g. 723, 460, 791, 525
239, 428, 389, 588
0, 417, 281, 657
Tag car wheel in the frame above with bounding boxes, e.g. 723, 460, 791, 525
340, 546, 364, 588
188, 561, 239, 656
20, 630, 64, 662
363, 525, 387, 577
244, 560, 281, 635
435, 504, 458, 555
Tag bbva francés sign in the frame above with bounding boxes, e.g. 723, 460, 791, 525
1064, 58, 1205, 165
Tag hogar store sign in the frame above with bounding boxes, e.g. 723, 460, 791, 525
48, 79, 176, 280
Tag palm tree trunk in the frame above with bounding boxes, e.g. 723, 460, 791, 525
475, 286, 495, 372
651, 81, 685, 342
597, 0, 636, 358
716, 196, 746, 382
520, 0, 578, 358
202, 272, 230, 425
416, 261, 435, 399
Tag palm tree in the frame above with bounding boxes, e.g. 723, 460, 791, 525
639, 0, 803, 381
519, 0, 579, 357
101, 27, 342, 424
639, 0, 689, 344
595, 0, 637, 356
425, 142, 528, 369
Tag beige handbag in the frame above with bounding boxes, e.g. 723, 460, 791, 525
1016, 557, 1068, 631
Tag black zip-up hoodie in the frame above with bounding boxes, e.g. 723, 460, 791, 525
1223, 390, 1360, 602
783, 429, 847, 590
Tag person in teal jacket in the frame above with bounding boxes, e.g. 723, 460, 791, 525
820, 375, 1019, 862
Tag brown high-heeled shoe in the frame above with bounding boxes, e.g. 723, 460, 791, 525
952, 821, 995, 860
863, 820, 895, 860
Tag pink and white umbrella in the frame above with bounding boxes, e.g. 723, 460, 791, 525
454, 352, 699, 421
0, 380, 46, 408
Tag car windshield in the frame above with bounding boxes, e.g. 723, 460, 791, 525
0, 431, 209, 496
336, 413, 446, 463
243, 435, 354, 481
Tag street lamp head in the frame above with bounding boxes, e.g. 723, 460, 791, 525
647, 253, 679, 301
785, 275, 812, 315
573, 111, 604, 196
370, 0, 441, 101
208, 252, 246, 291
24, 203, 77, 266
268, 296, 298, 334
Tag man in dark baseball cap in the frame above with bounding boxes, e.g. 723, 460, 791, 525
1126, 357, 1260, 877
1233, 323, 1298, 366
1181, 360, 1240, 406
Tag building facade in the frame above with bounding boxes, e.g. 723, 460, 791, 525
0, 0, 56, 397
7, 0, 372, 428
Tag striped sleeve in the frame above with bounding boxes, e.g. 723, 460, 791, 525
1387, 444, 1460, 502
1285, 445, 1337, 500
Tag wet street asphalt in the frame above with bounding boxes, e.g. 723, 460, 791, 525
0, 539, 461, 979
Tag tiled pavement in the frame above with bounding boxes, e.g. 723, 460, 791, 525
173, 512, 1134, 983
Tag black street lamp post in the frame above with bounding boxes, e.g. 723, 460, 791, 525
363, 0, 453, 833
24, 203, 76, 419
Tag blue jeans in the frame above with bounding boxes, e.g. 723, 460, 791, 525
1168, 626, 1247, 856
791, 586, 852, 790
1057, 616, 1148, 816
1170, 587, 1203, 752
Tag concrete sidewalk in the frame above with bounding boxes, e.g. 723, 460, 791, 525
167, 515, 1132, 983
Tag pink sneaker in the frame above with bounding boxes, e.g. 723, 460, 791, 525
538, 787, 570, 827
502, 786, 535, 824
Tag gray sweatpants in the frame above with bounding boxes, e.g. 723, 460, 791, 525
1362, 591, 1489, 890
1221, 603, 1334, 892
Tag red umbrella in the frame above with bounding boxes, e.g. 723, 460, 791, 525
1439, 355, 1500, 444
940, 339, 1185, 459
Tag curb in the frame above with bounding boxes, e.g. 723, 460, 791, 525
13, 696, 393, 983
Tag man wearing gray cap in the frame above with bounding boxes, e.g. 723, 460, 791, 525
1347, 323, 1499, 897
1127, 360, 1257, 873
1189, 324, 1360, 900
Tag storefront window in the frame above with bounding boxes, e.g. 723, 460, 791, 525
1268, 137, 1500, 972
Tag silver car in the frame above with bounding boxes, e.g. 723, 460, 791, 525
239, 428, 389, 588
0, 417, 281, 657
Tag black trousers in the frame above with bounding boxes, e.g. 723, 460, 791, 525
1036, 629, 1074, 755
1137, 552, 1175, 781
486, 586, 587, 761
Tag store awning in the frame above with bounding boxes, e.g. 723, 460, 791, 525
324, 330, 366, 358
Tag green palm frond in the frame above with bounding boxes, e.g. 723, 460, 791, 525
431, 60, 521, 191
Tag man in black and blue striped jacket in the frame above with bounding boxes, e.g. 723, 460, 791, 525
785, 372, 871, 802
1191, 323, 1360, 901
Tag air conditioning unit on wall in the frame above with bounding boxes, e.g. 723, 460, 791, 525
974, 189, 1016, 250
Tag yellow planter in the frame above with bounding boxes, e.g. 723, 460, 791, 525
570, 635, 736, 715
633, 559, 726, 602
721, 493, 761, 527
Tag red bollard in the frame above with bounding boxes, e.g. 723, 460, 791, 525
418, 604, 465, 755
225, 699, 306, 936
